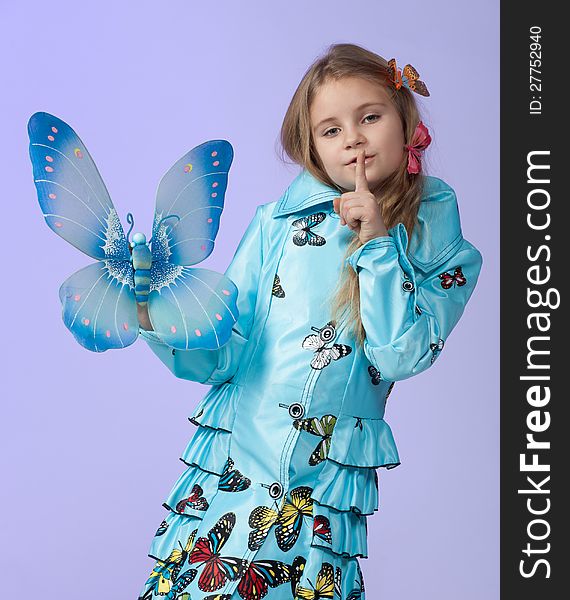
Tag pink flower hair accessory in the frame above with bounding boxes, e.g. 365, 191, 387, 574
405, 121, 431, 174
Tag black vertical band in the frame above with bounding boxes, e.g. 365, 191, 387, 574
501, 2, 566, 596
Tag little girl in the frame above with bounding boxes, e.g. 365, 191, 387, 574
137, 43, 483, 600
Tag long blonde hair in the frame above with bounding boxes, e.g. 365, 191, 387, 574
278, 43, 427, 347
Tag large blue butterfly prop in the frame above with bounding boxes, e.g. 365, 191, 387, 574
28, 112, 239, 352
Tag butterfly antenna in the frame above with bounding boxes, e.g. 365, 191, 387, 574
149, 214, 180, 245
126, 212, 135, 244
158, 214, 181, 232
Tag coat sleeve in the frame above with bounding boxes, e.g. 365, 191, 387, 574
345, 221, 483, 382
139, 204, 264, 385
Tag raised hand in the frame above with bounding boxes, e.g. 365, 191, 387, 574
333, 149, 388, 244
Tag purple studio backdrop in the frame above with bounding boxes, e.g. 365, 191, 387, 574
1, 1, 498, 598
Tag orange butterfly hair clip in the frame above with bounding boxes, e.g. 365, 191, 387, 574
386, 58, 430, 97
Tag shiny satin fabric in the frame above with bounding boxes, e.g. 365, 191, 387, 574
137, 170, 483, 599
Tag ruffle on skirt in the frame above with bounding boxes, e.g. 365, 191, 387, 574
188, 381, 241, 432
179, 426, 231, 476
327, 415, 400, 469
311, 504, 368, 559
147, 383, 243, 563
308, 415, 401, 559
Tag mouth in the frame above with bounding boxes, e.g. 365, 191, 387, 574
346, 155, 375, 166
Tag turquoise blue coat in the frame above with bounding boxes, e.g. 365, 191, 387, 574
137, 170, 483, 600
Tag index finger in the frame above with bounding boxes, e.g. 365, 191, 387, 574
354, 149, 369, 193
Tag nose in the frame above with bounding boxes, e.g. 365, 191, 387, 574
344, 126, 366, 149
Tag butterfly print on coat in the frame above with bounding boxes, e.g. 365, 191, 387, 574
142, 529, 198, 599
293, 414, 337, 465
272, 273, 285, 298
290, 556, 307, 598
292, 212, 327, 246
175, 483, 209, 513
218, 457, 252, 492
154, 519, 169, 537
367, 364, 382, 385
430, 339, 445, 364
296, 561, 335, 599
236, 559, 292, 600
439, 266, 467, 289
247, 499, 285, 551
247, 486, 314, 553
275, 486, 314, 552
189, 512, 248, 592
302, 321, 352, 370
334, 566, 342, 598
313, 515, 332, 545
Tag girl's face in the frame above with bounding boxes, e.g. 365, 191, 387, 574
310, 76, 406, 192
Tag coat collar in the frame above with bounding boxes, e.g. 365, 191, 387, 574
272, 169, 464, 271
272, 169, 339, 218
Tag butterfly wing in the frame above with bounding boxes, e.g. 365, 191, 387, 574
155, 520, 169, 537
454, 266, 467, 286
302, 334, 323, 352
59, 261, 138, 352
190, 511, 236, 565
192, 512, 247, 594
334, 566, 342, 598
298, 415, 337, 438
313, 515, 332, 544
275, 486, 313, 551
290, 556, 306, 598
164, 570, 197, 600
151, 140, 233, 267
439, 272, 454, 289
237, 560, 291, 599
294, 416, 327, 465
367, 364, 381, 384
387, 58, 402, 89
272, 274, 285, 298
175, 483, 210, 513
329, 343, 352, 361
402, 64, 430, 96
28, 112, 129, 261
218, 457, 252, 492
147, 265, 238, 350
248, 504, 281, 551
314, 562, 335, 598
148, 141, 238, 350
310, 348, 332, 370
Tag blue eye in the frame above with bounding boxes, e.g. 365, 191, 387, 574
364, 114, 380, 123
323, 127, 340, 137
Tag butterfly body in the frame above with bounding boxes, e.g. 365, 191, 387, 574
28, 112, 239, 352
292, 212, 327, 246
130, 233, 153, 304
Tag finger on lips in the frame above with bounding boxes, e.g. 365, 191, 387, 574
334, 151, 368, 225
355, 149, 369, 193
